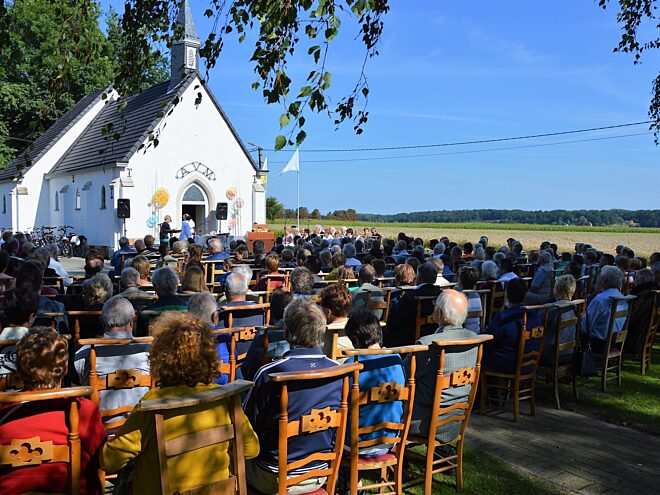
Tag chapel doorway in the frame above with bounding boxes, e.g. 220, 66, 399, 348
181, 183, 208, 235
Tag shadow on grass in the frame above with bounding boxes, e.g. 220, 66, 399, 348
537, 344, 660, 436
395, 445, 561, 495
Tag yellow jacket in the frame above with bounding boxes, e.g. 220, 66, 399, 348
100, 383, 259, 494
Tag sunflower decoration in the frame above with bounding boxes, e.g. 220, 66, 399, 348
152, 188, 170, 209
225, 187, 237, 200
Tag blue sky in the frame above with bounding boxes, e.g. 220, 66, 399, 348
101, 0, 659, 214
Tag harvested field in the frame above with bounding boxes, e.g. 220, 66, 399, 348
271, 222, 660, 258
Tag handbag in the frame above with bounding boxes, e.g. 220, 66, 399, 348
577, 310, 598, 378
577, 337, 599, 377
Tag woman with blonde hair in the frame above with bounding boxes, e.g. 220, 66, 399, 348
181, 266, 207, 293
101, 312, 259, 493
129, 255, 151, 286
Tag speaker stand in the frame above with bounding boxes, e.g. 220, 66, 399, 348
123, 218, 127, 238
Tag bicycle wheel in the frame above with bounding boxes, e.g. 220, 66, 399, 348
60, 240, 72, 258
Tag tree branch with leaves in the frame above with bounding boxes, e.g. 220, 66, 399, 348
599, 0, 660, 143
116, 0, 389, 150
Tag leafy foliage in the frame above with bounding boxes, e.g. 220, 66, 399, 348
599, 0, 660, 142
266, 196, 284, 220
270, 206, 660, 228
358, 209, 660, 228
0, 0, 168, 170
114, 0, 389, 150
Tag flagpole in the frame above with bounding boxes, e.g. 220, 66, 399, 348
296, 169, 300, 228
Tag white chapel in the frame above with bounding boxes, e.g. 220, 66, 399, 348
0, 0, 267, 250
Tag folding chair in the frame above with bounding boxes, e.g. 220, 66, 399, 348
479, 306, 547, 422
140, 380, 254, 495
405, 336, 492, 493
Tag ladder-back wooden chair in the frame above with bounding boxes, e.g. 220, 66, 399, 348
266, 362, 363, 495
591, 295, 636, 391
140, 380, 254, 495
574, 275, 590, 300
537, 300, 585, 409
66, 311, 103, 346
461, 289, 490, 332
341, 345, 426, 495
77, 337, 154, 429
35, 312, 66, 331
365, 289, 389, 323
0, 386, 94, 495
405, 335, 492, 493
641, 290, 660, 375
479, 306, 547, 422
482, 281, 506, 326
219, 303, 271, 329
213, 327, 260, 383
414, 295, 438, 341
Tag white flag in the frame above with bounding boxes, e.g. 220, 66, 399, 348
279, 148, 300, 176
261, 156, 268, 171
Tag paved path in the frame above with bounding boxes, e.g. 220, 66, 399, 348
467, 406, 660, 494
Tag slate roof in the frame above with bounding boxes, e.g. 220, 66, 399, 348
0, 89, 106, 182
51, 76, 196, 175
51, 73, 257, 175
3, 71, 258, 180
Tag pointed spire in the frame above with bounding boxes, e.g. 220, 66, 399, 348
170, 0, 201, 89
176, 0, 199, 41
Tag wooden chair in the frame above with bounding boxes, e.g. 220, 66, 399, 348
43, 276, 65, 293
640, 290, 660, 375
537, 300, 585, 409
213, 327, 260, 383
482, 281, 506, 326
140, 380, 254, 495
77, 337, 154, 429
574, 275, 590, 300
365, 289, 389, 323
479, 306, 547, 422
35, 312, 66, 330
265, 273, 289, 293
0, 386, 94, 495
220, 303, 271, 328
0, 339, 22, 391
405, 336, 492, 493
414, 295, 438, 341
591, 295, 636, 391
66, 310, 103, 345
341, 345, 426, 495
461, 289, 489, 332
266, 362, 363, 495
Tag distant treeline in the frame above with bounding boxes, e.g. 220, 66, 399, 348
356, 209, 660, 228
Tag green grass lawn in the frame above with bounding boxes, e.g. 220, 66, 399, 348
544, 344, 660, 436
392, 445, 561, 495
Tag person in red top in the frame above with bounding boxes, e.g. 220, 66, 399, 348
254, 253, 285, 292
0, 328, 106, 494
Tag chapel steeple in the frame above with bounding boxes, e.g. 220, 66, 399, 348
170, 0, 201, 89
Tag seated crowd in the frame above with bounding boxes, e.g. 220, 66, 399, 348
0, 226, 658, 494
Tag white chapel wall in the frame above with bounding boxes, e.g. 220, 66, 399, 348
121, 77, 259, 241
